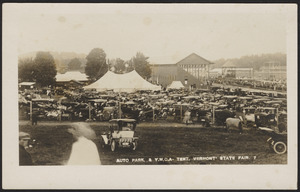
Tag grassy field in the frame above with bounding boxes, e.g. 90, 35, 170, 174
20, 121, 287, 165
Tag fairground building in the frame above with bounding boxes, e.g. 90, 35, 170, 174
150, 53, 214, 89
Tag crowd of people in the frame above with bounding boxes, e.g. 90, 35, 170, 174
212, 78, 287, 91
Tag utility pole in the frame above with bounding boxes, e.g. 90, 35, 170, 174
30, 101, 32, 121
118, 92, 122, 119
276, 107, 279, 129
118, 101, 122, 119
180, 104, 183, 122
212, 106, 215, 125
88, 102, 91, 121
153, 107, 155, 122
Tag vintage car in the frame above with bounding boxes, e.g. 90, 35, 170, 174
139, 105, 160, 121
172, 103, 191, 122
259, 127, 287, 154
100, 119, 138, 152
255, 107, 277, 128
121, 101, 141, 121
190, 107, 211, 127
102, 106, 117, 121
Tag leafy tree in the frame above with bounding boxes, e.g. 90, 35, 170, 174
18, 58, 36, 82
68, 58, 82, 71
34, 52, 57, 87
128, 52, 152, 79
85, 48, 108, 81
114, 58, 126, 74
55, 59, 67, 73
106, 59, 113, 71
126, 59, 134, 72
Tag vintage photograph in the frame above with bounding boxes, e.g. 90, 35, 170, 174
3, 3, 297, 189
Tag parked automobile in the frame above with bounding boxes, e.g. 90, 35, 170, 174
259, 127, 287, 154
255, 107, 277, 128
100, 119, 138, 152
121, 101, 141, 121
102, 106, 117, 121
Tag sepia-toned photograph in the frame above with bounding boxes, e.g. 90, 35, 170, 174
3, 3, 297, 189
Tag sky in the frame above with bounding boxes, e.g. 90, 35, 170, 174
12, 4, 288, 64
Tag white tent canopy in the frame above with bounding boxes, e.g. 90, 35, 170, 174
84, 70, 161, 93
56, 71, 88, 82
167, 81, 185, 90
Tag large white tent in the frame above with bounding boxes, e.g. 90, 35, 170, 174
83, 70, 161, 93
167, 81, 185, 90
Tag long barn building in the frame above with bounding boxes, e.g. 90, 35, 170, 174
151, 53, 213, 88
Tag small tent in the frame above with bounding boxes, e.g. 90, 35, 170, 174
84, 70, 161, 93
56, 71, 88, 82
167, 81, 185, 90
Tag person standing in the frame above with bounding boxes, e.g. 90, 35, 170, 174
67, 123, 101, 165
19, 132, 33, 165
32, 110, 38, 125
183, 109, 191, 125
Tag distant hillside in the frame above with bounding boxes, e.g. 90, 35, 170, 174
212, 53, 286, 71
19, 51, 87, 73
19, 51, 87, 60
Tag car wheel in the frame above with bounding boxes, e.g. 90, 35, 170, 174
111, 140, 116, 152
273, 141, 287, 154
132, 140, 137, 151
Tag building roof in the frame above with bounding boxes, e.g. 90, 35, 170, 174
235, 68, 253, 71
176, 53, 213, 66
150, 64, 177, 67
209, 68, 222, 73
222, 60, 236, 68
56, 71, 88, 82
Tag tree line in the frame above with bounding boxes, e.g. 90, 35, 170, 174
18, 48, 152, 87
212, 53, 286, 70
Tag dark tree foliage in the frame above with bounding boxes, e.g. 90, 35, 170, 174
114, 58, 126, 74
128, 52, 152, 79
18, 58, 37, 82
85, 48, 108, 81
34, 52, 57, 87
68, 58, 82, 71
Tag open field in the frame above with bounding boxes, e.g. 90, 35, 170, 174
19, 121, 287, 165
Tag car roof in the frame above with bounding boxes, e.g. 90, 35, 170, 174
258, 107, 276, 110
109, 119, 136, 123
